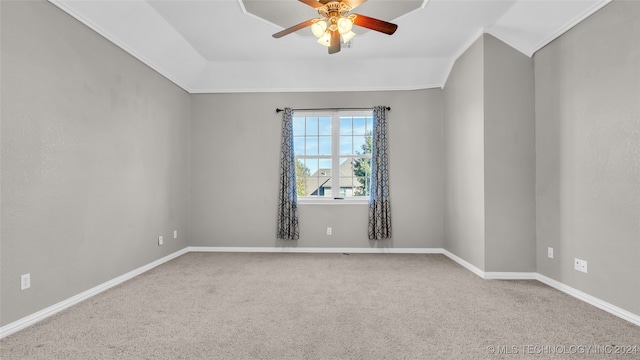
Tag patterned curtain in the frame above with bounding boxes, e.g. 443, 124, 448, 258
368, 106, 391, 240
277, 108, 300, 240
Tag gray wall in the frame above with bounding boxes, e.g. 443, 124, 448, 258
443, 37, 486, 269
1, 0, 190, 326
535, 0, 640, 314
483, 35, 536, 272
2, 0, 638, 330
443, 34, 536, 272
189, 90, 444, 248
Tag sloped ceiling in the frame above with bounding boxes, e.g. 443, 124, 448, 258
48, 0, 611, 93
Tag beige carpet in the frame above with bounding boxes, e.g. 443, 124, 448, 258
1, 253, 638, 359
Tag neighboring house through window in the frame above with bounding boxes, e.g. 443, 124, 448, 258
293, 111, 373, 200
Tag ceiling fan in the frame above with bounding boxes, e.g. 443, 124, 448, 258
272, 0, 398, 54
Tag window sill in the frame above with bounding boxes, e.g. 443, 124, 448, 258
298, 198, 369, 205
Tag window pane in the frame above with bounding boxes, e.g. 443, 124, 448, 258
352, 157, 371, 179
295, 111, 372, 199
306, 137, 319, 155
353, 117, 366, 135
317, 156, 332, 197
295, 158, 311, 196
319, 136, 331, 155
305, 158, 319, 175
354, 177, 370, 196
319, 159, 332, 174
303, 158, 332, 197
293, 137, 305, 155
300, 184, 313, 197
293, 117, 305, 136
295, 158, 310, 177
339, 157, 353, 177
304, 178, 318, 197
304, 174, 321, 197
318, 173, 332, 197
340, 117, 352, 135
306, 117, 319, 136
339, 177, 353, 196
353, 136, 367, 154
340, 136, 352, 155
319, 117, 332, 135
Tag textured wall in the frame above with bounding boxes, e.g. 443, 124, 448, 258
3, 0, 637, 333
1, 0, 190, 326
483, 35, 536, 272
189, 90, 443, 248
443, 37, 486, 270
535, 0, 640, 315
443, 34, 536, 273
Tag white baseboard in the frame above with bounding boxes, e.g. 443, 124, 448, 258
189, 247, 541, 280
484, 272, 538, 280
2, 246, 637, 339
188, 246, 445, 254
440, 250, 538, 280
441, 250, 639, 326
0, 247, 189, 339
441, 249, 485, 278
535, 274, 640, 327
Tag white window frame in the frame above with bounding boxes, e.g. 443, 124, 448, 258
294, 110, 373, 205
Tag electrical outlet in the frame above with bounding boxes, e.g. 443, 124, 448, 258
158, 236, 164, 246
21, 274, 30, 290
574, 258, 588, 273
173, 230, 178, 239
327, 227, 332, 235
547, 247, 554, 259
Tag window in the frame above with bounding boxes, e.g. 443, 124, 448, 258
293, 111, 373, 201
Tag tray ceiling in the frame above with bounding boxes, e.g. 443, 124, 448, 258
241, 0, 425, 37
48, 0, 612, 93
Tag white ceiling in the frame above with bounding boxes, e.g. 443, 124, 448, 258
49, 0, 612, 93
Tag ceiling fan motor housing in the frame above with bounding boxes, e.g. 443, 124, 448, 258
318, 1, 352, 32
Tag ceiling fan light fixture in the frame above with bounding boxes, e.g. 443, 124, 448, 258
317, 32, 331, 47
341, 30, 356, 43
337, 16, 353, 34
311, 20, 327, 38
272, 0, 398, 55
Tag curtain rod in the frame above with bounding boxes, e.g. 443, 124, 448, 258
275, 107, 390, 113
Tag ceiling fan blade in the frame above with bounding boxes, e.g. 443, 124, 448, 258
342, 0, 367, 10
298, 0, 324, 8
352, 14, 398, 35
272, 19, 316, 38
329, 30, 341, 54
